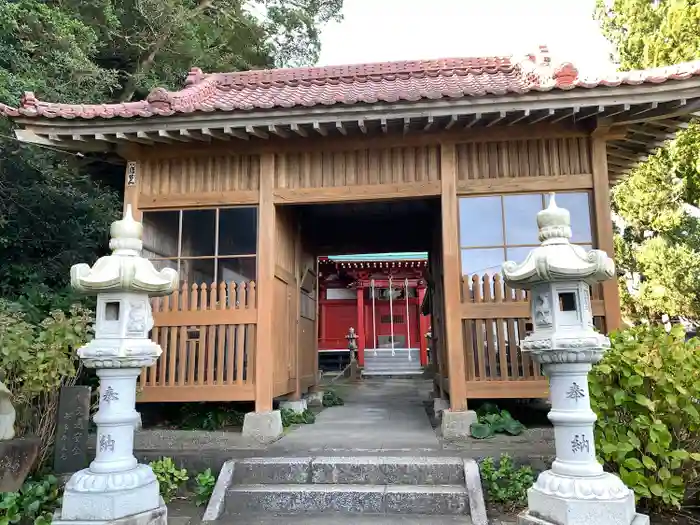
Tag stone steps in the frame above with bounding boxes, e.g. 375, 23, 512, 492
211, 457, 486, 523
225, 484, 469, 515
215, 514, 475, 524
363, 349, 423, 377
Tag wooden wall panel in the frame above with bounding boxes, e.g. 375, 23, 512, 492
275, 207, 296, 274
456, 137, 591, 181
274, 146, 441, 189
139, 154, 260, 197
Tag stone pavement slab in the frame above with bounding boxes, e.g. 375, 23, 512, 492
270, 379, 440, 453
212, 514, 474, 524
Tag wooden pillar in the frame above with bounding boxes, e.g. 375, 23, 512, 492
255, 153, 276, 412
356, 286, 366, 367
591, 135, 622, 332
123, 160, 142, 220
290, 222, 302, 400
440, 143, 468, 411
418, 286, 429, 366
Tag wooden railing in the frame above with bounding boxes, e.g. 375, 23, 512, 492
138, 281, 257, 403
460, 273, 604, 399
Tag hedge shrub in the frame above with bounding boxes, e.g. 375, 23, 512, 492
590, 324, 700, 510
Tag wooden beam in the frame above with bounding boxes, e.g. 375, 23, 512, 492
268, 125, 289, 138
255, 153, 276, 412
358, 119, 367, 134
158, 130, 188, 142
423, 115, 435, 131
291, 123, 308, 137
136, 385, 255, 403
246, 125, 269, 139
551, 107, 580, 124
313, 122, 328, 136
507, 109, 530, 126
201, 128, 232, 141
456, 174, 593, 195
464, 114, 481, 128
138, 131, 171, 143
529, 108, 555, 124
403, 118, 411, 134
440, 143, 468, 411
445, 115, 459, 130
139, 190, 258, 209
179, 129, 209, 142
380, 118, 388, 134
485, 111, 507, 128
273, 181, 441, 204
223, 126, 249, 140
592, 136, 622, 331
335, 122, 347, 135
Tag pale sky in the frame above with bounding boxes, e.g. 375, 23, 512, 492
317, 0, 618, 76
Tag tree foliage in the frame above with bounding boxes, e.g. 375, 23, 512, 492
0, 0, 342, 306
595, 0, 700, 322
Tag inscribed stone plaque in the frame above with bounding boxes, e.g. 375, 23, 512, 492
0, 437, 40, 492
53, 386, 91, 474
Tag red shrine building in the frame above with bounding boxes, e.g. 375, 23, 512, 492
317, 253, 431, 375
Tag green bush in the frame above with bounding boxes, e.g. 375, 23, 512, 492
0, 474, 62, 525
470, 403, 526, 439
179, 403, 246, 431
480, 454, 534, 509
590, 324, 700, 510
0, 301, 92, 471
149, 457, 189, 503
193, 468, 217, 507
281, 408, 316, 427
322, 390, 344, 407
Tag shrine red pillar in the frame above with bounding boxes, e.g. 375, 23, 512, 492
356, 286, 366, 366
418, 286, 429, 366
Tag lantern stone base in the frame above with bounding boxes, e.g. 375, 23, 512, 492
59, 464, 160, 521
52, 499, 167, 525
242, 410, 283, 443
518, 479, 650, 525
440, 409, 478, 439
280, 399, 307, 414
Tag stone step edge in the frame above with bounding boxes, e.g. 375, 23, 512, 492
228, 483, 467, 493
236, 456, 465, 466
201, 460, 488, 525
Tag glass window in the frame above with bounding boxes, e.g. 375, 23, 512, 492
546, 192, 592, 243
459, 196, 503, 247
459, 192, 593, 277
504, 194, 543, 245
218, 257, 257, 282
142, 211, 179, 258
461, 248, 505, 277
143, 206, 257, 285
219, 208, 257, 255
181, 209, 216, 257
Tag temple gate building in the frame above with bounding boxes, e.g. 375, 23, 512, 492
2, 47, 699, 418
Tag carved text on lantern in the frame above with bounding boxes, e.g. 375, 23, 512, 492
566, 383, 585, 402
571, 434, 590, 454
102, 386, 119, 403
99, 434, 115, 452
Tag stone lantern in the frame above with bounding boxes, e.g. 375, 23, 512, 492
55, 206, 178, 525
502, 194, 648, 525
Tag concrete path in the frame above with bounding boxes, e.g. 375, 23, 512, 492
271, 378, 440, 453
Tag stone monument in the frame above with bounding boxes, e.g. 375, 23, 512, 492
502, 194, 648, 525
53, 205, 178, 525
0, 372, 40, 493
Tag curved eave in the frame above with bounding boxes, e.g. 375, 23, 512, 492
8, 78, 700, 185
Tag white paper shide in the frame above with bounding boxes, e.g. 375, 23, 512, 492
503, 194, 648, 525
57, 206, 177, 524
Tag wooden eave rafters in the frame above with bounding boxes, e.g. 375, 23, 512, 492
9, 78, 700, 183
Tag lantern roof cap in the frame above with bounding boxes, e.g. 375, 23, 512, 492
502, 193, 615, 288
70, 205, 178, 295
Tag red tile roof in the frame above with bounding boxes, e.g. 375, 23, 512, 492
2, 51, 700, 120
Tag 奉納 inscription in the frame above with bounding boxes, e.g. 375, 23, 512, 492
102, 386, 119, 403
566, 383, 585, 402
99, 434, 115, 453
571, 434, 590, 454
